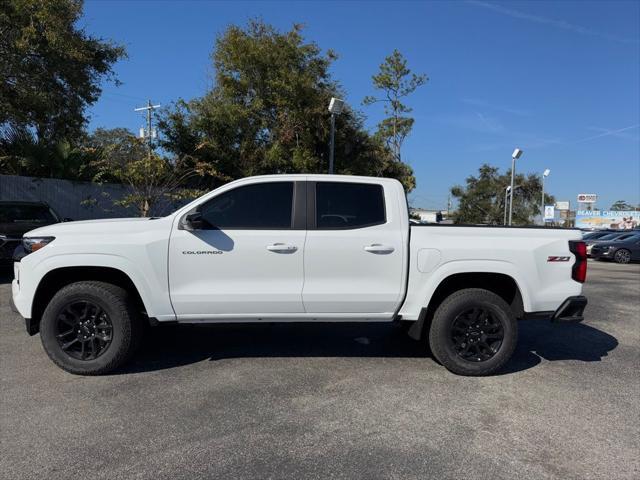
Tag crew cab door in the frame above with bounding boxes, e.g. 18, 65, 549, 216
168, 180, 306, 319
302, 180, 406, 316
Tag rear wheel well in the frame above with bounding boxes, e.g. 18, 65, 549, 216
411, 272, 523, 340
31, 267, 148, 330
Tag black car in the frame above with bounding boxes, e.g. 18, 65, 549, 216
582, 230, 618, 241
0, 201, 62, 262
590, 233, 640, 264
584, 231, 630, 257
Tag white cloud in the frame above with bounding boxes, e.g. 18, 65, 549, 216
468, 1, 639, 45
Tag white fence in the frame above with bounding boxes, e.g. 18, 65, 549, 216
0, 174, 139, 220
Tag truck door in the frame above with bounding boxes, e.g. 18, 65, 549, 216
302, 181, 406, 316
168, 180, 306, 319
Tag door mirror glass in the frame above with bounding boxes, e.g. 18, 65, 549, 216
182, 212, 205, 231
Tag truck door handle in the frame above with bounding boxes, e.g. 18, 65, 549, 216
364, 244, 395, 254
267, 243, 298, 253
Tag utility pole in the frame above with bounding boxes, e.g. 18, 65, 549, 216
447, 193, 451, 218
134, 100, 161, 160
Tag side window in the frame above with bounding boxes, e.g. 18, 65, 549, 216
200, 182, 294, 229
315, 182, 386, 229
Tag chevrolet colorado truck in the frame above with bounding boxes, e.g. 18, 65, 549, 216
11, 174, 588, 376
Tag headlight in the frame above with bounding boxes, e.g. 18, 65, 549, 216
22, 236, 55, 253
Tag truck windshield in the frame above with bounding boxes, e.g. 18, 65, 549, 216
0, 204, 58, 224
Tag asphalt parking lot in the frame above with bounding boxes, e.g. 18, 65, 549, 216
1, 260, 638, 480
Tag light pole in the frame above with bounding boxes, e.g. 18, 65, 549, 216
504, 186, 511, 226
328, 97, 345, 174
508, 148, 523, 226
504, 184, 522, 225
541, 168, 550, 225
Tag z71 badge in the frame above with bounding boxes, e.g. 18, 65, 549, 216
547, 256, 570, 262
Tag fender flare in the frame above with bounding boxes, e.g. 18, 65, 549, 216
28, 253, 174, 320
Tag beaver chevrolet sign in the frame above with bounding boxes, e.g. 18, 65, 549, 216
575, 210, 640, 230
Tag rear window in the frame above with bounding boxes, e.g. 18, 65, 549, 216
598, 233, 623, 241
616, 233, 639, 241
315, 182, 386, 229
0, 204, 57, 224
583, 232, 608, 240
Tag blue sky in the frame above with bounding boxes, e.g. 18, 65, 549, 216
82, 0, 640, 211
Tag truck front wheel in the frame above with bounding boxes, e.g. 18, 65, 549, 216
429, 288, 517, 376
40, 281, 142, 375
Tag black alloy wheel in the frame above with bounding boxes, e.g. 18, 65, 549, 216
450, 307, 504, 362
55, 301, 113, 360
428, 288, 518, 376
614, 249, 631, 264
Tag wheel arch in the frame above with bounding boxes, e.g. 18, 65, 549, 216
407, 271, 524, 341
30, 266, 150, 333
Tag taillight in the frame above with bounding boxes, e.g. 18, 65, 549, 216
569, 240, 587, 283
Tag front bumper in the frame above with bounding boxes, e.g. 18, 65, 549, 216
8, 289, 38, 335
551, 296, 588, 323
590, 248, 613, 260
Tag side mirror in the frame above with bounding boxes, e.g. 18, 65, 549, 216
182, 212, 205, 231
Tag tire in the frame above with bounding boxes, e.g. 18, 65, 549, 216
614, 249, 631, 264
429, 288, 517, 376
40, 281, 142, 375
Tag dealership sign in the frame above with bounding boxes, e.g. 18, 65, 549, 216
577, 194, 597, 203
544, 205, 555, 222
575, 210, 640, 230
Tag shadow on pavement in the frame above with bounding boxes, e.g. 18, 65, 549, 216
119, 318, 618, 376
500, 319, 618, 375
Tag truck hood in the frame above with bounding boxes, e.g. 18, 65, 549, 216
23, 217, 168, 237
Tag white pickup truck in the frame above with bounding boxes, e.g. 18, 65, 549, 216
11, 174, 588, 376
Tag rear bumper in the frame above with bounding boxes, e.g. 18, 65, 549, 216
523, 295, 588, 323
551, 296, 588, 323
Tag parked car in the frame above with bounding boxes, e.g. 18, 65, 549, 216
0, 202, 63, 263
11, 175, 587, 376
590, 234, 640, 264
584, 231, 629, 256
582, 230, 616, 241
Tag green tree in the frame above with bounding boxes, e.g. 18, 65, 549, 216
0, 0, 125, 142
84, 129, 222, 216
159, 20, 415, 191
450, 164, 553, 225
610, 200, 633, 211
0, 125, 93, 178
363, 50, 427, 162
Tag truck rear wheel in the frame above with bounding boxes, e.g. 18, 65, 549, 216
40, 281, 142, 375
429, 288, 517, 376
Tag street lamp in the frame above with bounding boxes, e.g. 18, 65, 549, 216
328, 97, 345, 174
504, 184, 522, 225
541, 168, 550, 225
508, 148, 523, 226
504, 186, 511, 226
